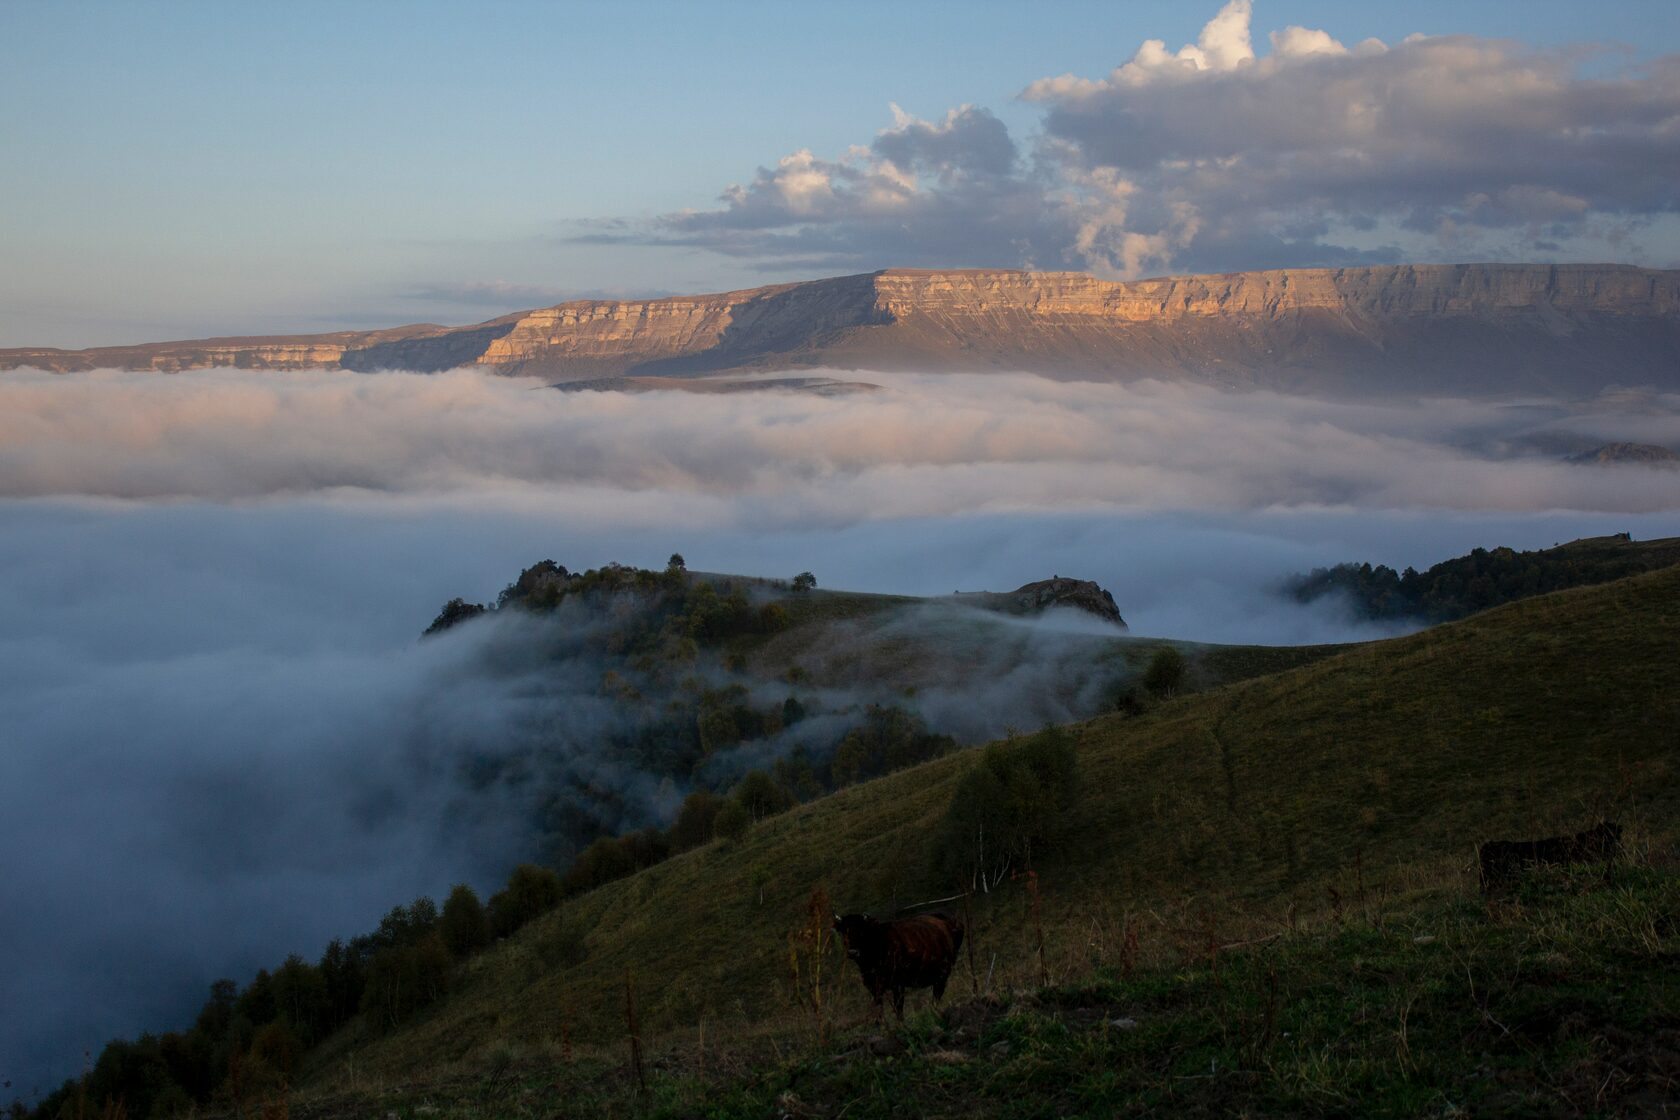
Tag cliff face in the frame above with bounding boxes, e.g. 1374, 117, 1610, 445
7, 264, 1678, 396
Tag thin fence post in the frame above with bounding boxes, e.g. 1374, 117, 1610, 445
1013, 869, 1048, 988
961, 884, 978, 996
624, 969, 646, 1096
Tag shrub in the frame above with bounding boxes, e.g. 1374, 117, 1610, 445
933, 728, 1080, 891
830, 705, 955, 787
713, 799, 751, 843
440, 884, 488, 958
1143, 646, 1187, 697
536, 916, 589, 968
423, 597, 486, 636
791, 571, 817, 592
734, 769, 795, 822
670, 790, 726, 852
488, 863, 563, 938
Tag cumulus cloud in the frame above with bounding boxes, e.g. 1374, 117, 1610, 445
617, 104, 1078, 271
589, 2, 1680, 276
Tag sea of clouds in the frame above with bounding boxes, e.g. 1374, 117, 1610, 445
4, 366, 1679, 1093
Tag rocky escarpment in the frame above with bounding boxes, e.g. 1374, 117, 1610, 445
959, 577, 1128, 629
7, 264, 1678, 397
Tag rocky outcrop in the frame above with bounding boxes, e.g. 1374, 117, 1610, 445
7, 264, 1678, 397
959, 577, 1127, 629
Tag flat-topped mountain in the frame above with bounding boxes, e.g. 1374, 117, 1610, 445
8, 263, 1680, 396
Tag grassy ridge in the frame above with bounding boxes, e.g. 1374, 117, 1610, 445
301, 567, 1680, 1094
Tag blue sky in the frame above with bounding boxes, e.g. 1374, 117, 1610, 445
3, 0, 1678, 346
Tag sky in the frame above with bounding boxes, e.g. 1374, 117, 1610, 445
3, 0, 1679, 345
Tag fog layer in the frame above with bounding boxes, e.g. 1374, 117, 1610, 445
3, 369, 1679, 512
3, 367, 1678, 1093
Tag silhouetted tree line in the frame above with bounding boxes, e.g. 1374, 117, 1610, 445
1285, 535, 1675, 624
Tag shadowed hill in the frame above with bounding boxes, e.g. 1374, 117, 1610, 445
305, 564, 1679, 1088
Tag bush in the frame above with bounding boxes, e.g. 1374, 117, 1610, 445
733, 769, 795, 822
933, 728, 1080, 891
791, 571, 817, 592
488, 863, 563, 938
713, 799, 751, 842
536, 916, 589, 968
670, 790, 726, 852
830, 705, 955, 787
564, 835, 637, 895
423, 597, 487, 636
1143, 646, 1187, 697
440, 884, 488, 958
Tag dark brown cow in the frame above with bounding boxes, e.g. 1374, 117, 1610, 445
1478, 820, 1623, 893
832, 911, 964, 1023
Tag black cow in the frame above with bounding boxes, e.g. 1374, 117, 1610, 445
1478, 820, 1623, 893
832, 911, 964, 1023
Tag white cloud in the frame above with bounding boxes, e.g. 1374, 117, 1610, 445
592, 3, 1680, 277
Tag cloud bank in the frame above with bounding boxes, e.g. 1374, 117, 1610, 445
586, 1, 1680, 275
5, 365, 1679, 1092
4, 368, 1679, 516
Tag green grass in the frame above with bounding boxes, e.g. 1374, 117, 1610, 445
281, 861, 1679, 1118
293, 566, 1680, 1109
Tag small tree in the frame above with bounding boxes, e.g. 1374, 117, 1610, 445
670, 790, 725, 852
933, 729, 1080, 892
423, 597, 486, 636
713, 799, 751, 842
1143, 646, 1187, 697
488, 863, 563, 938
734, 769, 795, 822
440, 884, 488, 958
667, 553, 686, 572
791, 571, 817, 593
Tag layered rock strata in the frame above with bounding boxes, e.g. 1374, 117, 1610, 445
8, 264, 1678, 396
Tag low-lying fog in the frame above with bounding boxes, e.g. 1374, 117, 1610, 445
4, 368, 1678, 1093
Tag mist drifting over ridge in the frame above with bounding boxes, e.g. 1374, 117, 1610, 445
3, 365, 1680, 1092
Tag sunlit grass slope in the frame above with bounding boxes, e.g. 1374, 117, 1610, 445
306, 566, 1679, 1088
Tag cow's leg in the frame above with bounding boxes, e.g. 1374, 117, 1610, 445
933, 972, 948, 1003
893, 987, 905, 1024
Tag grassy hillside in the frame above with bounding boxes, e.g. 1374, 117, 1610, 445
298, 565, 1679, 1101
286, 862, 1680, 1118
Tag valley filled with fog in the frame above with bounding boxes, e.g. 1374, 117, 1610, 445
4, 367, 1679, 1088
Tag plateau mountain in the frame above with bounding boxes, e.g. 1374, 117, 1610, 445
7, 264, 1679, 398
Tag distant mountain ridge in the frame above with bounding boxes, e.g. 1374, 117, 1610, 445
7, 263, 1680, 396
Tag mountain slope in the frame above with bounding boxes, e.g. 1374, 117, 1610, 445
8, 263, 1679, 397
307, 564, 1680, 1087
